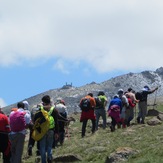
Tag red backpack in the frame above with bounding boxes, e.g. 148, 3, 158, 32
10, 110, 26, 132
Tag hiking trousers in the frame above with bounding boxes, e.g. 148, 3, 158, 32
94, 109, 106, 130
138, 101, 147, 120
0, 133, 11, 163
9, 133, 25, 163
39, 130, 54, 163
81, 119, 96, 137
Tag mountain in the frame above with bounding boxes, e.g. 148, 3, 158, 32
3, 67, 163, 115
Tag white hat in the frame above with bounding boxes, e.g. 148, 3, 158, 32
23, 100, 29, 110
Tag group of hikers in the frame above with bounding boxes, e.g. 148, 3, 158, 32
0, 96, 69, 163
0, 85, 159, 163
79, 85, 158, 136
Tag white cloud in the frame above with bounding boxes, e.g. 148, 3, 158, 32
0, 98, 7, 107
0, 1, 163, 72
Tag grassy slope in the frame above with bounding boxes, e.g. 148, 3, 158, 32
3, 105, 163, 163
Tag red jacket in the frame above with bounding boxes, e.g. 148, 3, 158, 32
0, 113, 10, 133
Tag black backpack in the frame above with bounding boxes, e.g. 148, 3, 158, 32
135, 91, 143, 101
79, 98, 91, 111
95, 97, 103, 109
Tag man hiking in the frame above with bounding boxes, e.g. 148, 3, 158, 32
137, 85, 158, 124
79, 93, 96, 138
0, 110, 11, 163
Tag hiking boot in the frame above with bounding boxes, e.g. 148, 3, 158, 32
36, 150, 40, 156
137, 117, 140, 124
117, 123, 121, 128
28, 146, 32, 156
141, 120, 145, 124
110, 126, 115, 132
47, 158, 52, 163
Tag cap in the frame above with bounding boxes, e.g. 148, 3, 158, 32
144, 85, 150, 91
23, 100, 29, 110
118, 89, 124, 94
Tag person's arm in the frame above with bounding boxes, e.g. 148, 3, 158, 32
52, 109, 59, 140
149, 87, 158, 94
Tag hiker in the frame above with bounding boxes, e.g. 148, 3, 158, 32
33, 95, 59, 163
124, 93, 136, 126
94, 91, 108, 130
117, 89, 129, 128
108, 95, 122, 132
9, 102, 31, 163
27, 104, 41, 156
0, 110, 11, 163
53, 98, 69, 147
125, 88, 139, 103
79, 93, 96, 138
137, 85, 158, 124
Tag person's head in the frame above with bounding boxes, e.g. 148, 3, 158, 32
98, 91, 105, 96
56, 97, 65, 105
113, 94, 119, 99
128, 88, 132, 92
23, 100, 29, 110
143, 85, 150, 91
17, 102, 25, 109
118, 89, 124, 95
42, 95, 51, 106
88, 93, 93, 97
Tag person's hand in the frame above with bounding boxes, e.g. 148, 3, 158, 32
155, 87, 159, 90
55, 133, 59, 140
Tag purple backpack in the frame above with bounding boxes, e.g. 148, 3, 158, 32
10, 110, 26, 132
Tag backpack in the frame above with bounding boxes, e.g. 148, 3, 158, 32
79, 98, 91, 111
9, 110, 26, 132
32, 107, 54, 141
135, 91, 143, 101
95, 97, 103, 109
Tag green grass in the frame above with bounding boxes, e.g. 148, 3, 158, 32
2, 105, 163, 163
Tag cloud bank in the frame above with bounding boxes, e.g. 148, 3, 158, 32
0, 0, 163, 73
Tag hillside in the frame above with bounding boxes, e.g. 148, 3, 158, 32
3, 67, 163, 115
6, 104, 163, 163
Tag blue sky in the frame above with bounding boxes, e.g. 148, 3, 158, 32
0, 0, 163, 107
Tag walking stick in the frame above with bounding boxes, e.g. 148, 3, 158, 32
153, 85, 161, 110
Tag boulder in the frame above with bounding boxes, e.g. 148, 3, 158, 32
105, 147, 139, 163
147, 117, 162, 126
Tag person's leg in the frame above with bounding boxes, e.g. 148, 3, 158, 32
39, 134, 47, 163
0, 133, 11, 163
91, 119, 96, 134
9, 133, 25, 163
81, 119, 88, 137
28, 130, 35, 156
46, 130, 54, 162
141, 101, 147, 124
94, 109, 100, 130
137, 102, 143, 123
110, 117, 116, 132
101, 109, 106, 129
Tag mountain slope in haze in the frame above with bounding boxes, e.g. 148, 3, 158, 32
3, 67, 163, 115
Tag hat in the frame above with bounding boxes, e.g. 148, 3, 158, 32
23, 100, 29, 110
114, 94, 119, 98
56, 98, 65, 105
143, 85, 150, 91
118, 89, 124, 94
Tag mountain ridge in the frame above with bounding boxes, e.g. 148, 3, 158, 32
3, 67, 163, 115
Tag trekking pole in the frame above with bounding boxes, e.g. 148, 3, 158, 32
153, 85, 161, 109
